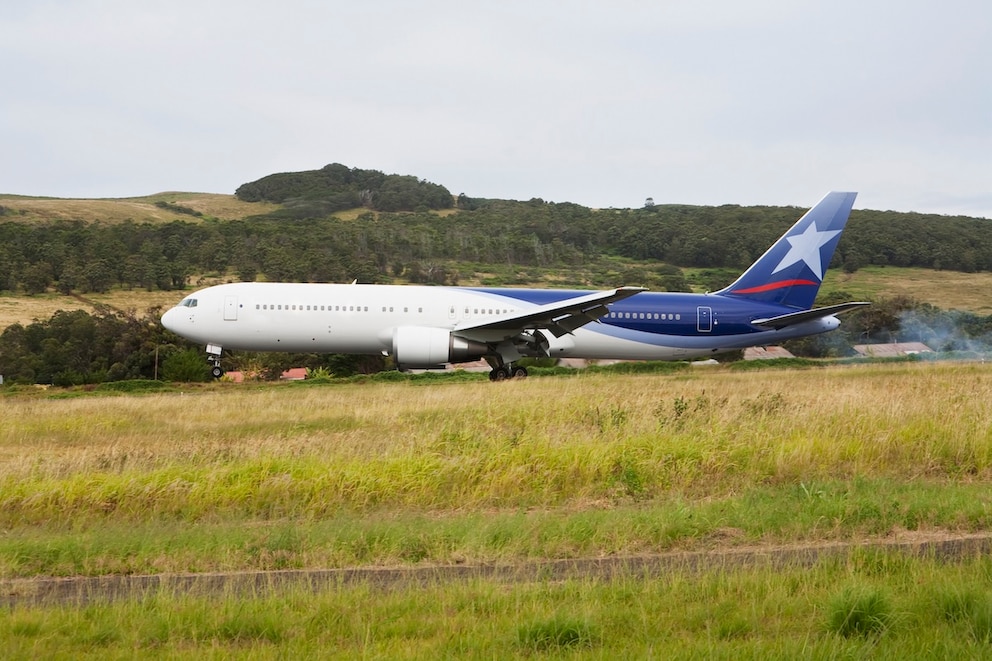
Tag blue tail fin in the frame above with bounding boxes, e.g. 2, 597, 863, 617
716, 191, 857, 310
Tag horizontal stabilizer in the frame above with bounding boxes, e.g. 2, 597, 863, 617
751, 302, 871, 330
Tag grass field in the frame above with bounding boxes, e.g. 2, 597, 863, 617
821, 266, 992, 314
0, 192, 279, 224
2, 362, 992, 656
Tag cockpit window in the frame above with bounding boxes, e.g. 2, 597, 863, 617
179, 298, 198, 308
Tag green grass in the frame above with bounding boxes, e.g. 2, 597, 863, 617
1, 363, 992, 574
4, 556, 992, 658
3, 362, 992, 655
1, 478, 988, 577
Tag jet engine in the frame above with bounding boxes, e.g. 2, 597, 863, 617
391, 326, 489, 369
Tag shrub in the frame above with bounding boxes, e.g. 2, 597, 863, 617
826, 586, 893, 638
517, 617, 599, 651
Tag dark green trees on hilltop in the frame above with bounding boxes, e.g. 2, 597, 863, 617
235, 163, 453, 214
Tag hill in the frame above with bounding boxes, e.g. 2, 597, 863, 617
3, 162, 992, 325
235, 162, 454, 215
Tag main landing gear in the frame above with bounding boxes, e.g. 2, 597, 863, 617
488, 363, 528, 381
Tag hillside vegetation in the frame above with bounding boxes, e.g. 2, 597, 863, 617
3, 163, 991, 297
2, 181, 991, 302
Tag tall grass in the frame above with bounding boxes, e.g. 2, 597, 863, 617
1, 362, 991, 576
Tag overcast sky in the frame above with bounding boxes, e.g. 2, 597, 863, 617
3, 1, 990, 217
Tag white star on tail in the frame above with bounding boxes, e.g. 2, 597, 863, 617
772, 223, 841, 278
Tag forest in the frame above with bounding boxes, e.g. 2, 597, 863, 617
1, 163, 991, 384
2, 200, 992, 296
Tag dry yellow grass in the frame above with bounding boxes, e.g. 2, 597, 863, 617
823, 266, 992, 313
3, 362, 990, 495
0, 289, 186, 328
0, 192, 279, 224
0, 194, 455, 225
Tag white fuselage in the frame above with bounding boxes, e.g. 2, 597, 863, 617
160, 281, 839, 363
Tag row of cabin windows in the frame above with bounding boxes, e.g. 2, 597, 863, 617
609, 311, 682, 321
456, 307, 513, 316
380, 306, 424, 313
255, 303, 424, 313
257, 304, 515, 316
252, 303, 678, 321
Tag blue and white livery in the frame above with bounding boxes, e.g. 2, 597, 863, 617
161, 192, 867, 380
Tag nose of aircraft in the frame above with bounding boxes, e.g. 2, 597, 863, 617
161, 306, 181, 333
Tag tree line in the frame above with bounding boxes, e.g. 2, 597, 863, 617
0, 305, 386, 385
2, 200, 991, 296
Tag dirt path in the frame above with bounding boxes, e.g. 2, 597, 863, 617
3, 532, 991, 608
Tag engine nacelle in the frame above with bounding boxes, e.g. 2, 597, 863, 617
391, 326, 489, 369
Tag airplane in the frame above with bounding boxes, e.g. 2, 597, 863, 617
161, 191, 868, 380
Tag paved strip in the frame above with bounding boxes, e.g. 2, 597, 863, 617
3, 533, 991, 608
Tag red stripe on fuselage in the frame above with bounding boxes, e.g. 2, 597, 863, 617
730, 279, 818, 294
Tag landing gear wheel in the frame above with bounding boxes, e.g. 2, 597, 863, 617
210, 365, 224, 379
489, 366, 511, 381
511, 366, 528, 379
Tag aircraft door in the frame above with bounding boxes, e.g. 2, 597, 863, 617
696, 306, 712, 332
224, 296, 239, 321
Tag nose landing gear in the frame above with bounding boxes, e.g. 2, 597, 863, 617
206, 344, 224, 379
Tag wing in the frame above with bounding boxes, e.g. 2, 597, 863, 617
453, 286, 647, 342
751, 301, 870, 330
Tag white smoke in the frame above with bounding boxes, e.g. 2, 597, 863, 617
897, 308, 992, 356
